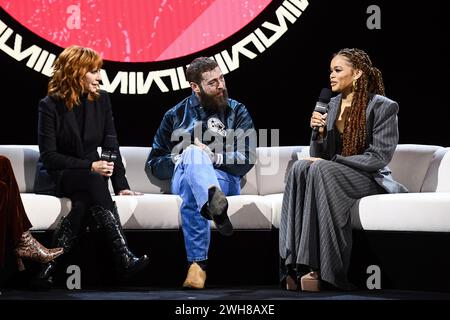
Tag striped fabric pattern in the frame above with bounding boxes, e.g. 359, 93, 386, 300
279, 94, 404, 290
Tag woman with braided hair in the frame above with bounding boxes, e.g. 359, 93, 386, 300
279, 48, 408, 291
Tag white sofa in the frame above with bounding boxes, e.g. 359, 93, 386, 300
3, 144, 450, 290
1, 144, 449, 233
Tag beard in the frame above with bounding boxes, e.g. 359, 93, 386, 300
198, 86, 229, 113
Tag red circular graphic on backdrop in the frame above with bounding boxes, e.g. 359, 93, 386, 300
0, 0, 271, 62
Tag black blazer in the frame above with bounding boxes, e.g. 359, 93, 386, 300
34, 90, 129, 196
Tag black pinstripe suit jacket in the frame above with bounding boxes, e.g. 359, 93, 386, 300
310, 93, 408, 194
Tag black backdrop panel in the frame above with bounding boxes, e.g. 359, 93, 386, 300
1, 0, 448, 147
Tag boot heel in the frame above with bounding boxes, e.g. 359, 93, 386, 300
300, 272, 321, 292
90, 204, 149, 277
286, 274, 299, 291
17, 256, 25, 271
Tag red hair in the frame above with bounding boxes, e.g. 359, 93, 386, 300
48, 45, 103, 111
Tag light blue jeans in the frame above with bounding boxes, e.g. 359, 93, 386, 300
171, 146, 240, 262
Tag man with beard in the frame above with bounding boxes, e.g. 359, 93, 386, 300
146, 57, 256, 289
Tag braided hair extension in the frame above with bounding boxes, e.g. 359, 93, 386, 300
334, 48, 385, 156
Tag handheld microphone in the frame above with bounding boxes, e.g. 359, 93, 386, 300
312, 88, 332, 132
101, 135, 118, 163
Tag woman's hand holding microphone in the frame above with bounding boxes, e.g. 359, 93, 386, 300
306, 111, 327, 162
91, 160, 114, 177
91, 161, 143, 195
310, 111, 327, 134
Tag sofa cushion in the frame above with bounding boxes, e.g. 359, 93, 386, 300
351, 193, 450, 232
225, 195, 273, 229
267, 192, 450, 233
263, 193, 283, 229
114, 194, 182, 229
21, 193, 71, 230
114, 194, 273, 230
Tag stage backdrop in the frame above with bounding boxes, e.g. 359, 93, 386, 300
1, 0, 448, 148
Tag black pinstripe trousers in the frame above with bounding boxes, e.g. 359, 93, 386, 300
279, 159, 385, 290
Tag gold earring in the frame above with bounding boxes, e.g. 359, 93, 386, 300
353, 79, 359, 92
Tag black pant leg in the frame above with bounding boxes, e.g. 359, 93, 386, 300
60, 169, 114, 211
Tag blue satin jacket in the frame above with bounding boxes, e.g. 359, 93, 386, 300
146, 92, 256, 180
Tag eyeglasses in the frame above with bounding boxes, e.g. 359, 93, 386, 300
205, 75, 225, 88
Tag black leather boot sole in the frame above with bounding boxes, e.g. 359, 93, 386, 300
30, 261, 56, 291
119, 254, 150, 279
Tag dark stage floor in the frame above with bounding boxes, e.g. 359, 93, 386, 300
2, 286, 450, 300
2, 286, 448, 319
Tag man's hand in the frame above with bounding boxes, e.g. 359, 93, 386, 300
194, 138, 216, 164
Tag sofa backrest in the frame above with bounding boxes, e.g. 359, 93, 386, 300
0, 144, 258, 195
117, 146, 259, 195
1, 144, 447, 195
256, 146, 304, 196
255, 144, 448, 195
0, 145, 40, 193
119, 146, 170, 194
388, 144, 444, 192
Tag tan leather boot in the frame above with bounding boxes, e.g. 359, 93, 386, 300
182, 262, 206, 289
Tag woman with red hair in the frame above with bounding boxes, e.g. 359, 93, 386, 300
33, 45, 149, 289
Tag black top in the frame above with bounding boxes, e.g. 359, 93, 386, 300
73, 96, 87, 140
335, 128, 343, 156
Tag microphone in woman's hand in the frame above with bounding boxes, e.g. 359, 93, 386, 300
101, 135, 118, 163
101, 135, 118, 175
312, 88, 332, 132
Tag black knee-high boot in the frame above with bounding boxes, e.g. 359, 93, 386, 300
90, 204, 149, 277
32, 216, 77, 289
